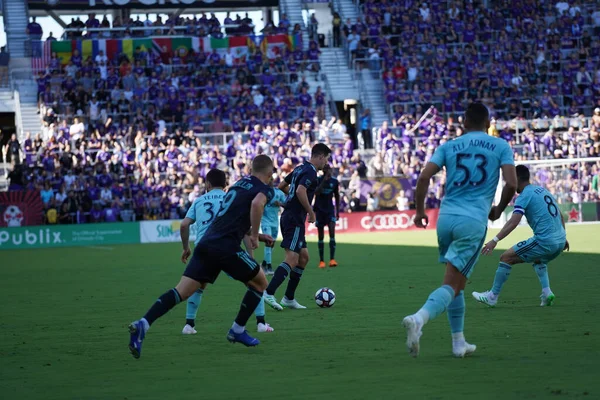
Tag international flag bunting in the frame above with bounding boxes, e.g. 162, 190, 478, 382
44, 35, 303, 65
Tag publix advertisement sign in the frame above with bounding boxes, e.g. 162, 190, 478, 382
0, 223, 140, 250
139, 220, 200, 243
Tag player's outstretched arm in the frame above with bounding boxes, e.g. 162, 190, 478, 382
489, 164, 517, 221
180, 217, 195, 263
481, 212, 522, 255
249, 192, 268, 249
414, 162, 440, 228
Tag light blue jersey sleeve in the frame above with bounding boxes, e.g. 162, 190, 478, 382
433, 133, 515, 225
186, 189, 226, 245
429, 142, 448, 169
515, 185, 566, 243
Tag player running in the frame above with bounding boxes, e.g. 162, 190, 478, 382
473, 165, 569, 307
314, 165, 340, 268
180, 169, 274, 335
261, 187, 287, 276
263, 143, 332, 310
402, 103, 517, 358
128, 155, 276, 358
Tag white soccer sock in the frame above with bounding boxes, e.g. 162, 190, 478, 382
415, 309, 430, 325
542, 287, 552, 296
451, 332, 465, 342
232, 322, 245, 334
140, 318, 150, 331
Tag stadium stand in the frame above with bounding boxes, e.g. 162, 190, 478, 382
2, 1, 600, 225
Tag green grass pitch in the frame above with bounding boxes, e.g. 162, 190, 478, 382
1, 224, 599, 400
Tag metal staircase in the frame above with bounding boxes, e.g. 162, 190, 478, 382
320, 47, 357, 101
2, 0, 31, 58
280, 0, 310, 49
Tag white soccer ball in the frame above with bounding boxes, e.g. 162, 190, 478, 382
315, 287, 336, 308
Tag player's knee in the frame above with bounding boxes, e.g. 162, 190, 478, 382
500, 251, 518, 265
249, 271, 268, 292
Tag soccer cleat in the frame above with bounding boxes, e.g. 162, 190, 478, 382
263, 294, 284, 311
281, 296, 307, 309
266, 265, 274, 276
472, 290, 498, 307
452, 340, 477, 358
181, 324, 197, 335
257, 322, 274, 333
402, 315, 423, 358
227, 329, 260, 346
540, 291, 555, 307
329, 259, 338, 267
128, 320, 147, 359
318, 261, 326, 268
261, 261, 268, 273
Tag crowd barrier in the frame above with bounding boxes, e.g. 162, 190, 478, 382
0, 209, 440, 250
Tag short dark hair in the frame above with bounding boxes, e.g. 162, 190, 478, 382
206, 169, 227, 188
252, 154, 274, 174
311, 143, 332, 158
464, 102, 490, 130
516, 165, 530, 182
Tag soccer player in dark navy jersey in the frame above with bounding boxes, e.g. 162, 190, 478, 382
314, 165, 340, 268
264, 143, 332, 310
128, 155, 277, 358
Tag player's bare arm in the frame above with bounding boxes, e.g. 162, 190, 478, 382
489, 164, 518, 221
278, 179, 290, 195
414, 162, 441, 228
481, 213, 523, 255
180, 217, 195, 263
296, 185, 316, 223
560, 214, 570, 251
334, 183, 340, 219
249, 192, 268, 249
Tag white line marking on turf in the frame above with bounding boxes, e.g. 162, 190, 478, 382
86, 246, 114, 251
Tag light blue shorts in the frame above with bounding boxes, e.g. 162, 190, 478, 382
437, 214, 487, 279
512, 236, 565, 264
261, 224, 279, 239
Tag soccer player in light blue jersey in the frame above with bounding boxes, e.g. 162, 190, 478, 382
402, 103, 518, 358
260, 187, 287, 276
179, 169, 274, 335
473, 165, 569, 307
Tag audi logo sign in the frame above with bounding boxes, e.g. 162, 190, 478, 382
304, 209, 439, 235
360, 213, 415, 230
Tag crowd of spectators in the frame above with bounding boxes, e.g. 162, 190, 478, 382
7, 4, 600, 225
344, 0, 600, 119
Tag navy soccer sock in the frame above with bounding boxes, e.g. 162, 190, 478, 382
329, 238, 336, 260
318, 240, 325, 262
234, 286, 264, 327
143, 288, 182, 326
266, 262, 291, 295
284, 267, 304, 300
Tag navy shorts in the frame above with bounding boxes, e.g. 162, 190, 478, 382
280, 213, 306, 253
315, 210, 336, 228
183, 245, 260, 284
